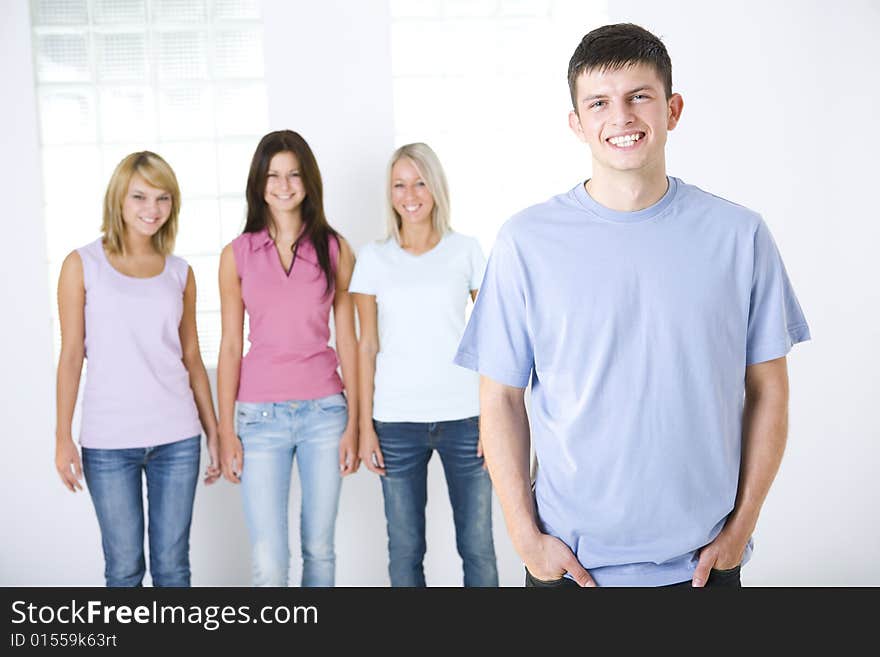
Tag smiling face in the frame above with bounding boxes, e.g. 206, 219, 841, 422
264, 150, 306, 217
569, 62, 683, 179
390, 156, 435, 230
120, 173, 173, 239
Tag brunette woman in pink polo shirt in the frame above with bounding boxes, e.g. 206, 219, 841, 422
217, 130, 359, 587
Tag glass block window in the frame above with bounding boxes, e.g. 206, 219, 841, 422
390, 0, 609, 253
32, 0, 269, 366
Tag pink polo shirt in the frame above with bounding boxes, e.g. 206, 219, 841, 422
231, 228, 343, 402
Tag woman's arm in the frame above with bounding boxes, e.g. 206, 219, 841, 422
334, 237, 360, 476
55, 251, 86, 492
179, 267, 220, 485
353, 291, 384, 475
217, 244, 244, 483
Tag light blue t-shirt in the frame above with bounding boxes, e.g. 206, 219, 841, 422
454, 177, 810, 586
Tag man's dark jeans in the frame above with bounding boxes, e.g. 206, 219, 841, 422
524, 565, 742, 588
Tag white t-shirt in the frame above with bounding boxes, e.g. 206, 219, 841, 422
349, 231, 486, 422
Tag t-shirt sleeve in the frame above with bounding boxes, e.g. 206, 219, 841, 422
467, 236, 487, 291
454, 227, 533, 388
348, 243, 377, 295
746, 218, 811, 365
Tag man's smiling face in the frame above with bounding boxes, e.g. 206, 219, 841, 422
569, 62, 682, 177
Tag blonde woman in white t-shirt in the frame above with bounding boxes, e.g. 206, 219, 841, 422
350, 143, 497, 587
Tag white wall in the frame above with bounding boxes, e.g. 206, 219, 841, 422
0, 0, 103, 583
2, 0, 878, 586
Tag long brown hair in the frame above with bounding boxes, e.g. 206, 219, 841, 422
244, 130, 338, 295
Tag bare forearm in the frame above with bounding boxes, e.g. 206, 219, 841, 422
184, 355, 218, 437
334, 291, 359, 429
727, 369, 789, 539
357, 347, 377, 432
479, 377, 540, 554
216, 345, 241, 434
337, 330, 359, 431
55, 351, 84, 441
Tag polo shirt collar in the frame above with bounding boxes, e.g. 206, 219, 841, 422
251, 228, 274, 252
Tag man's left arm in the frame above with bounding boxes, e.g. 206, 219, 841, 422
692, 356, 790, 586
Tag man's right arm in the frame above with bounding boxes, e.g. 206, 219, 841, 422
480, 375, 595, 586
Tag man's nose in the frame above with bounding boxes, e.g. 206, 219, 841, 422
610, 103, 636, 126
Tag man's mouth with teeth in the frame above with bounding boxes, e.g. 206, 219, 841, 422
607, 132, 645, 148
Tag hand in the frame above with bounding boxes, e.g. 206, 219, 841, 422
338, 424, 360, 476
203, 431, 221, 485
358, 426, 385, 476
522, 533, 595, 587
218, 426, 243, 484
55, 437, 83, 492
692, 528, 748, 587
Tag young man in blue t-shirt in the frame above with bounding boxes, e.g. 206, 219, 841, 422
454, 23, 810, 587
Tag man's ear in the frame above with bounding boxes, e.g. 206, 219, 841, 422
569, 109, 587, 142
667, 93, 684, 130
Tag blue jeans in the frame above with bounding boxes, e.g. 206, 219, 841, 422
525, 565, 743, 587
237, 393, 348, 587
374, 417, 498, 587
81, 435, 200, 587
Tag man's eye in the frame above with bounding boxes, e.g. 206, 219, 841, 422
590, 100, 605, 109
632, 94, 647, 101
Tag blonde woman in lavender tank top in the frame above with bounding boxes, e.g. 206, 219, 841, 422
217, 130, 360, 587
54, 152, 221, 587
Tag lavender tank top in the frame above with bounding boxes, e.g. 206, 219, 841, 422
77, 239, 202, 448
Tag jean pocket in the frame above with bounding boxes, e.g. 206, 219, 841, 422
236, 403, 274, 428
524, 567, 572, 588
708, 564, 742, 588
315, 393, 347, 416
710, 564, 742, 576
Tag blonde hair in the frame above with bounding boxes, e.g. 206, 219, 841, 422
386, 143, 451, 244
101, 151, 181, 256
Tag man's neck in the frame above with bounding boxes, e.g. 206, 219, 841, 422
585, 166, 669, 212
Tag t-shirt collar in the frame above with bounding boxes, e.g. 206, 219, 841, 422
573, 176, 679, 224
